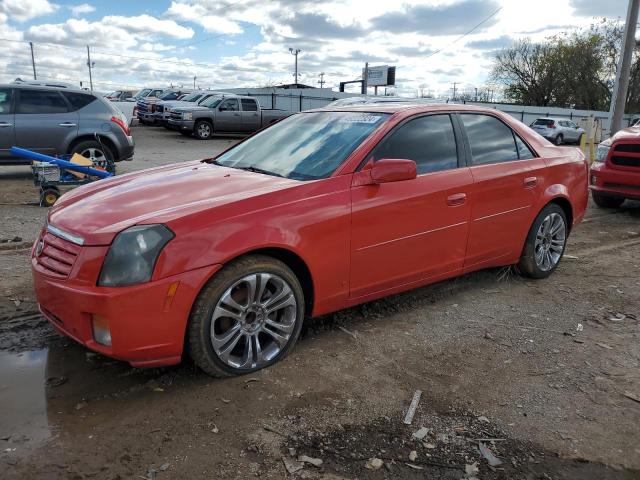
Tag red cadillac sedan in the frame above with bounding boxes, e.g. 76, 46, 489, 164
32, 104, 588, 377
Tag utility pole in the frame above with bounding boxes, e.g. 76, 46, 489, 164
474, 87, 478, 102
86, 45, 94, 91
289, 48, 301, 86
193, 76, 197, 89
29, 42, 37, 80
362, 62, 368, 95
317, 72, 325, 88
609, 0, 640, 135
452, 82, 459, 101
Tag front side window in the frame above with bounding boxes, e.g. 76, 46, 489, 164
460, 114, 519, 165
220, 99, 239, 111
17, 90, 68, 114
371, 114, 458, 174
214, 111, 389, 180
0, 88, 13, 113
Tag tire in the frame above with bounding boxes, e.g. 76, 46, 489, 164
554, 134, 563, 146
40, 187, 60, 207
194, 120, 213, 140
69, 140, 114, 164
518, 203, 568, 279
188, 255, 305, 377
592, 191, 625, 208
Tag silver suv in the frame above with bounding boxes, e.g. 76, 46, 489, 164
530, 117, 585, 145
0, 84, 134, 165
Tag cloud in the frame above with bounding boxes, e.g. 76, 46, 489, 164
69, 3, 96, 17
569, 0, 628, 18
284, 12, 367, 39
104, 15, 194, 40
466, 35, 513, 50
369, 0, 501, 35
389, 45, 435, 58
0, 0, 58, 22
165, 1, 243, 34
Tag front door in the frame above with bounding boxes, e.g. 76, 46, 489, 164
216, 98, 241, 132
14, 88, 78, 156
0, 88, 15, 160
458, 113, 547, 270
350, 113, 472, 299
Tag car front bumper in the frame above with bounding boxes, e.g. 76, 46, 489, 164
589, 162, 640, 200
33, 252, 221, 367
138, 112, 156, 123
168, 119, 195, 131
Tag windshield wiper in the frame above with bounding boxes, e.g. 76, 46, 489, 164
235, 165, 284, 178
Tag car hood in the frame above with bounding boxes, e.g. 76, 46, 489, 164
173, 105, 210, 114
162, 100, 196, 109
601, 126, 640, 146
47, 161, 300, 245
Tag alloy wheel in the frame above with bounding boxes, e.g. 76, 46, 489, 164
210, 273, 297, 370
534, 212, 566, 271
198, 123, 211, 138
80, 147, 106, 163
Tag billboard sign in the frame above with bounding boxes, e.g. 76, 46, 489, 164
363, 65, 397, 86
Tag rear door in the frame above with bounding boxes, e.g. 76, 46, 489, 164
240, 98, 260, 132
0, 88, 15, 160
350, 113, 473, 299
14, 89, 79, 156
216, 98, 241, 132
459, 113, 546, 271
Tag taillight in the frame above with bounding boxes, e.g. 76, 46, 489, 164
549, 123, 556, 129
111, 116, 130, 136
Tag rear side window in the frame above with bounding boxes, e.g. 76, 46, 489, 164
515, 135, 535, 159
241, 99, 258, 111
460, 114, 519, 165
0, 88, 13, 113
371, 114, 459, 175
62, 92, 96, 111
17, 89, 68, 114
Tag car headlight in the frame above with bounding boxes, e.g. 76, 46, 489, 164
595, 144, 610, 162
98, 224, 174, 287
183, 112, 192, 120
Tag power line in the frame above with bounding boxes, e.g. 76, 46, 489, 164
422, 6, 503, 59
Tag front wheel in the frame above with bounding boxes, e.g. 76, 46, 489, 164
518, 204, 568, 279
591, 191, 625, 208
188, 255, 305, 377
194, 120, 213, 140
554, 134, 563, 146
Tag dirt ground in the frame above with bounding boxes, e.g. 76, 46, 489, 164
0, 126, 639, 480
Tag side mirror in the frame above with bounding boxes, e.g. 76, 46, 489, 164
370, 158, 417, 184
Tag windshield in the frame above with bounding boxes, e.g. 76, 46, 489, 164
160, 91, 179, 100
201, 96, 223, 108
214, 111, 389, 181
180, 92, 202, 102
134, 88, 151, 98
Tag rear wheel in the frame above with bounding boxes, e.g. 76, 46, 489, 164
592, 191, 625, 208
518, 203, 568, 279
70, 140, 114, 164
194, 120, 213, 140
188, 255, 305, 377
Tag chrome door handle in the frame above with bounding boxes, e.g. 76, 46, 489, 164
59, 122, 77, 127
523, 176, 538, 188
0, 122, 12, 127
446, 193, 467, 206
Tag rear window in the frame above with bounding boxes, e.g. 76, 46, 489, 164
63, 92, 96, 111
533, 119, 554, 126
241, 99, 258, 111
17, 89, 68, 114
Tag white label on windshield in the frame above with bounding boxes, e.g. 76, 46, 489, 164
338, 114, 382, 124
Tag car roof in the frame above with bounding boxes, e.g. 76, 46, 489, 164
312, 103, 508, 115
2, 83, 94, 94
535, 117, 571, 121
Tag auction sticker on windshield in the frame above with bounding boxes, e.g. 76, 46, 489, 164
338, 114, 384, 124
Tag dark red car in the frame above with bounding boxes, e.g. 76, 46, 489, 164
32, 104, 588, 377
590, 126, 640, 207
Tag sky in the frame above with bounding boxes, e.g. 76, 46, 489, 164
0, 0, 629, 96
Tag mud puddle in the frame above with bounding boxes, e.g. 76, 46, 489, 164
0, 341, 186, 462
